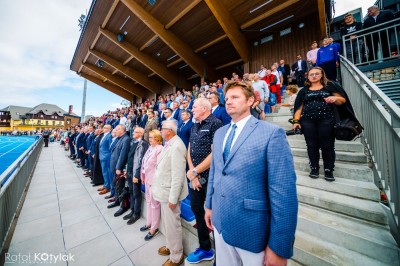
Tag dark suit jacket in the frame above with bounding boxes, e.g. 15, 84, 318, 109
177, 120, 194, 148
139, 114, 148, 128
212, 106, 231, 126
291, 60, 308, 74
364, 10, 395, 29
127, 139, 149, 179
76, 132, 85, 149
110, 134, 131, 174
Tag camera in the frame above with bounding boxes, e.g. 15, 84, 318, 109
286, 125, 302, 136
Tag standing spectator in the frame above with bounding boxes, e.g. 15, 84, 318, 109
316, 38, 339, 81
144, 110, 158, 142
364, 5, 395, 61
277, 59, 291, 87
91, 127, 104, 186
139, 130, 163, 241
307, 41, 319, 68
99, 125, 113, 195
340, 13, 363, 64
291, 55, 308, 87
186, 98, 222, 264
251, 74, 270, 117
208, 92, 231, 126
263, 70, 278, 113
293, 67, 348, 181
123, 127, 149, 223
271, 64, 283, 103
152, 120, 188, 266
205, 81, 298, 265
177, 110, 193, 149
257, 64, 267, 78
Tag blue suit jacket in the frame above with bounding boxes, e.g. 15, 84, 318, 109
99, 133, 112, 161
172, 109, 182, 123
205, 116, 298, 257
86, 132, 95, 152
76, 133, 85, 149
110, 134, 131, 174
177, 120, 194, 148
212, 106, 231, 126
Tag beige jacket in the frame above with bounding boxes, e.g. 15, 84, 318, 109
152, 135, 188, 204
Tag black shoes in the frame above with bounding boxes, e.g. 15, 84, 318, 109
127, 215, 140, 225
123, 211, 133, 220
140, 225, 151, 232
104, 195, 113, 199
309, 167, 319, 179
324, 169, 335, 182
144, 229, 159, 241
107, 202, 119, 209
114, 207, 129, 217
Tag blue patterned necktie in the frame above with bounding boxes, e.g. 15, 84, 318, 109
223, 124, 237, 162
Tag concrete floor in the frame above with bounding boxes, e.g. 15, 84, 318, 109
6, 142, 170, 266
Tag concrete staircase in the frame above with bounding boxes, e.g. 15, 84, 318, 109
266, 99, 400, 265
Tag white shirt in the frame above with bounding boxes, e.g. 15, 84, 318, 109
258, 69, 266, 78
119, 116, 127, 125
297, 60, 302, 71
211, 105, 218, 113
222, 115, 252, 152
271, 70, 282, 85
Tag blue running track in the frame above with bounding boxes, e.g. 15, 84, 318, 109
0, 136, 37, 176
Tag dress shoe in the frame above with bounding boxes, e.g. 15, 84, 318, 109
114, 207, 129, 217
162, 255, 184, 266
92, 183, 102, 187
104, 194, 113, 199
144, 229, 159, 241
107, 202, 119, 208
97, 186, 105, 191
158, 246, 171, 256
123, 211, 133, 220
140, 225, 151, 232
127, 215, 140, 225
99, 189, 110, 195
108, 198, 116, 203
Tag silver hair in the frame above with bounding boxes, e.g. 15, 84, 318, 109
162, 120, 177, 134
194, 97, 212, 111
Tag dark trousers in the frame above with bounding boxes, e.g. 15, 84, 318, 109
295, 71, 306, 87
189, 185, 211, 251
127, 176, 142, 215
366, 32, 391, 61
320, 61, 337, 81
301, 117, 336, 170
44, 138, 49, 147
70, 144, 75, 157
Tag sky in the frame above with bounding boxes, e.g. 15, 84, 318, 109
0, 0, 376, 117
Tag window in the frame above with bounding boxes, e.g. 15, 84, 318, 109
280, 27, 291, 36
260, 35, 273, 44
52, 121, 55, 126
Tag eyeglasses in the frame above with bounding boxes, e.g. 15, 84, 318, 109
308, 73, 322, 77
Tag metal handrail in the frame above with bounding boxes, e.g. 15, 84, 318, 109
340, 55, 400, 243
342, 17, 400, 66
0, 137, 43, 251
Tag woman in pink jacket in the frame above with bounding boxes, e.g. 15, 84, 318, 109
140, 129, 164, 240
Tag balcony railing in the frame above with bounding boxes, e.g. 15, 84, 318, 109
342, 17, 400, 66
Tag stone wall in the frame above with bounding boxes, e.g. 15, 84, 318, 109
364, 67, 400, 83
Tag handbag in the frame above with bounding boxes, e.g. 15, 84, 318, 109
333, 106, 363, 141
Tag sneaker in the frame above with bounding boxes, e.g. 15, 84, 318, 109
324, 169, 335, 182
186, 248, 214, 264
309, 167, 319, 179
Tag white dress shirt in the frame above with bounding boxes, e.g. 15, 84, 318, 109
222, 115, 252, 152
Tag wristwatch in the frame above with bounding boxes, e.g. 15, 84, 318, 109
198, 177, 207, 185
192, 168, 199, 177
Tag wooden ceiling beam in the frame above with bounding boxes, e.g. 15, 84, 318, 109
240, 0, 300, 29
139, 35, 158, 51
167, 58, 183, 68
215, 59, 243, 70
148, 73, 156, 77
82, 63, 144, 97
121, 0, 217, 81
99, 27, 192, 89
317, 0, 327, 38
81, 73, 133, 100
194, 34, 227, 53
204, 0, 249, 63
165, 0, 202, 29
89, 49, 159, 93
102, 0, 120, 28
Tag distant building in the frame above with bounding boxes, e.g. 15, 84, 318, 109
0, 103, 80, 131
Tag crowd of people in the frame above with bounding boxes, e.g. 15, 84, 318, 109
40, 7, 385, 265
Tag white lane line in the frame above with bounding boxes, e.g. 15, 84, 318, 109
0, 142, 30, 158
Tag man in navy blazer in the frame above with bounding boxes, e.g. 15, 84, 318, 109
291, 55, 308, 87
108, 124, 131, 208
177, 110, 193, 149
172, 101, 182, 124
99, 125, 113, 195
205, 81, 297, 265
208, 92, 231, 126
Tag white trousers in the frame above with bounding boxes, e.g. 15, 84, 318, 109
214, 228, 265, 266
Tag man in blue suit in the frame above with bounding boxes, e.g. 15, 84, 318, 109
172, 101, 182, 124
177, 110, 193, 149
75, 127, 85, 167
99, 125, 113, 195
208, 92, 231, 126
108, 124, 131, 209
84, 125, 95, 176
205, 81, 298, 265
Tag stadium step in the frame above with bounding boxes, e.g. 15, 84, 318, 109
266, 110, 400, 264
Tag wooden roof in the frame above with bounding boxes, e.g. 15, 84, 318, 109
70, 0, 327, 100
